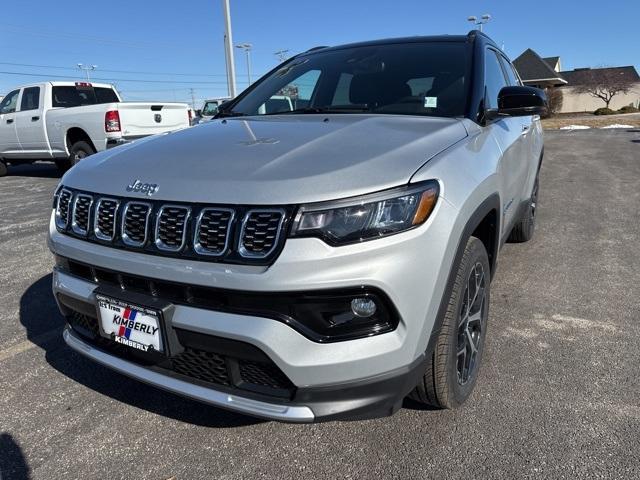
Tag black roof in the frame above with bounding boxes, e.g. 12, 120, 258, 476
513, 49, 566, 83
560, 66, 640, 85
543, 56, 560, 69
304, 30, 494, 55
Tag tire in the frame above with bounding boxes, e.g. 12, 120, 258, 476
508, 173, 539, 243
0, 161, 7, 177
56, 141, 95, 172
411, 236, 490, 409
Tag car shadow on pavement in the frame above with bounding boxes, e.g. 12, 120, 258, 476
0, 433, 32, 480
401, 397, 441, 411
19, 274, 264, 428
5, 163, 62, 179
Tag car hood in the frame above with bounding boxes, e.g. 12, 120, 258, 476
64, 115, 467, 204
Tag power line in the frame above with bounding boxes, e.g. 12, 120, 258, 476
0, 22, 180, 50
0, 70, 251, 85
0, 61, 234, 78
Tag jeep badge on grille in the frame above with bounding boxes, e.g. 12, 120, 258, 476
126, 180, 159, 197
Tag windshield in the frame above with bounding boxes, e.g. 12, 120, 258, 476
229, 41, 469, 118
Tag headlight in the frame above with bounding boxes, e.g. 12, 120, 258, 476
291, 180, 439, 245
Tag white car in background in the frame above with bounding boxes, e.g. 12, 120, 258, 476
200, 97, 231, 122
0, 81, 190, 176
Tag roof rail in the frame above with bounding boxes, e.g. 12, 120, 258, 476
305, 46, 329, 53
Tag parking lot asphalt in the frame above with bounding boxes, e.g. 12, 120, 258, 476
1, 129, 639, 480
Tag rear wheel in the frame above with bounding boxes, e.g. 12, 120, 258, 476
56, 141, 95, 172
411, 236, 490, 409
508, 173, 539, 243
0, 161, 7, 177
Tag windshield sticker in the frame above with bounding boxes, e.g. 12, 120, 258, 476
424, 97, 438, 108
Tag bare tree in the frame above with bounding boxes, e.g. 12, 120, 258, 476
544, 87, 563, 116
573, 68, 633, 109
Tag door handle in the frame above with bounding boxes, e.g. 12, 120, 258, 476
6, 118, 14, 124
31, 116, 40, 121
521, 124, 530, 135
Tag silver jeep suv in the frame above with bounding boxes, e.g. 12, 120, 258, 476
49, 31, 546, 422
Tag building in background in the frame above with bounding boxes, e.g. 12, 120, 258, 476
514, 49, 640, 113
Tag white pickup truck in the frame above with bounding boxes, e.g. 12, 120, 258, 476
0, 81, 190, 176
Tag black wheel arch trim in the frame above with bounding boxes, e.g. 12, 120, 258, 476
423, 193, 500, 362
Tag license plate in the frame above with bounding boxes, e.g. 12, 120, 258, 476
96, 294, 163, 353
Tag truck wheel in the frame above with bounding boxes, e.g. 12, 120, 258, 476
0, 161, 7, 177
57, 141, 95, 172
508, 174, 539, 243
411, 236, 490, 409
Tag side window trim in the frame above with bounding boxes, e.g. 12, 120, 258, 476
486, 47, 509, 86
499, 54, 522, 86
483, 47, 510, 115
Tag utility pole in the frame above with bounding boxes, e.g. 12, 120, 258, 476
189, 88, 196, 109
274, 49, 290, 63
77, 63, 97, 81
236, 43, 252, 85
221, 0, 237, 97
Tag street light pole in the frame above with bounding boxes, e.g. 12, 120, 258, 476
467, 14, 491, 32
235, 43, 252, 85
77, 63, 97, 81
221, 0, 237, 97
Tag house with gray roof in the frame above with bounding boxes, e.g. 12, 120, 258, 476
513, 49, 640, 113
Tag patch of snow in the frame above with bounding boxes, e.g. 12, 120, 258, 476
559, 125, 591, 130
599, 124, 635, 129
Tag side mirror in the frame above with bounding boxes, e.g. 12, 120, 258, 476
487, 86, 548, 120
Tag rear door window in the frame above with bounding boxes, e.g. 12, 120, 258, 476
20, 87, 40, 111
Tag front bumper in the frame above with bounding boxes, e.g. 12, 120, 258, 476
63, 326, 427, 422
49, 195, 459, 420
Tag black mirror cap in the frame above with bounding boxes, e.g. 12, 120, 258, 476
497, 86, 548, 117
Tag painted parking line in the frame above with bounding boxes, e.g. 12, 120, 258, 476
0, 329, 61, 363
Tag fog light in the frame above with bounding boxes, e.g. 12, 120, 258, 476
351, 297, 377, 317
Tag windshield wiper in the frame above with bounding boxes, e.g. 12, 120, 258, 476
216, 110, 249, 118
265, 105, 371, 115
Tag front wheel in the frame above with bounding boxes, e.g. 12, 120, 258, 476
56, 141, 95, 172
0, 161, 7, 177
411, 236, 490, 409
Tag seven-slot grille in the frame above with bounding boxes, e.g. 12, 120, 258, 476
239, 210, 285, 258
194, 208, 234, 256
54, 188, 289, 264
94, 199, 119, 241
55, 188, 73, 229
122, 202, 151, 247
155, 206, 190, 251
71, 194, 93, 236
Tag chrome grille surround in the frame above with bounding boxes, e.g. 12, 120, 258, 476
154, 205, 191, 252
239, 209, 286, 259
94, 198, 120, 241
54, 188, 291, 265
55, 188, 74, 230
71, 194, 93, 236
193, 208, 235, 256
121, 202, 152, 247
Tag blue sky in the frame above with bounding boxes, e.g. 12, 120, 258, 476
1, 0, 638, 105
